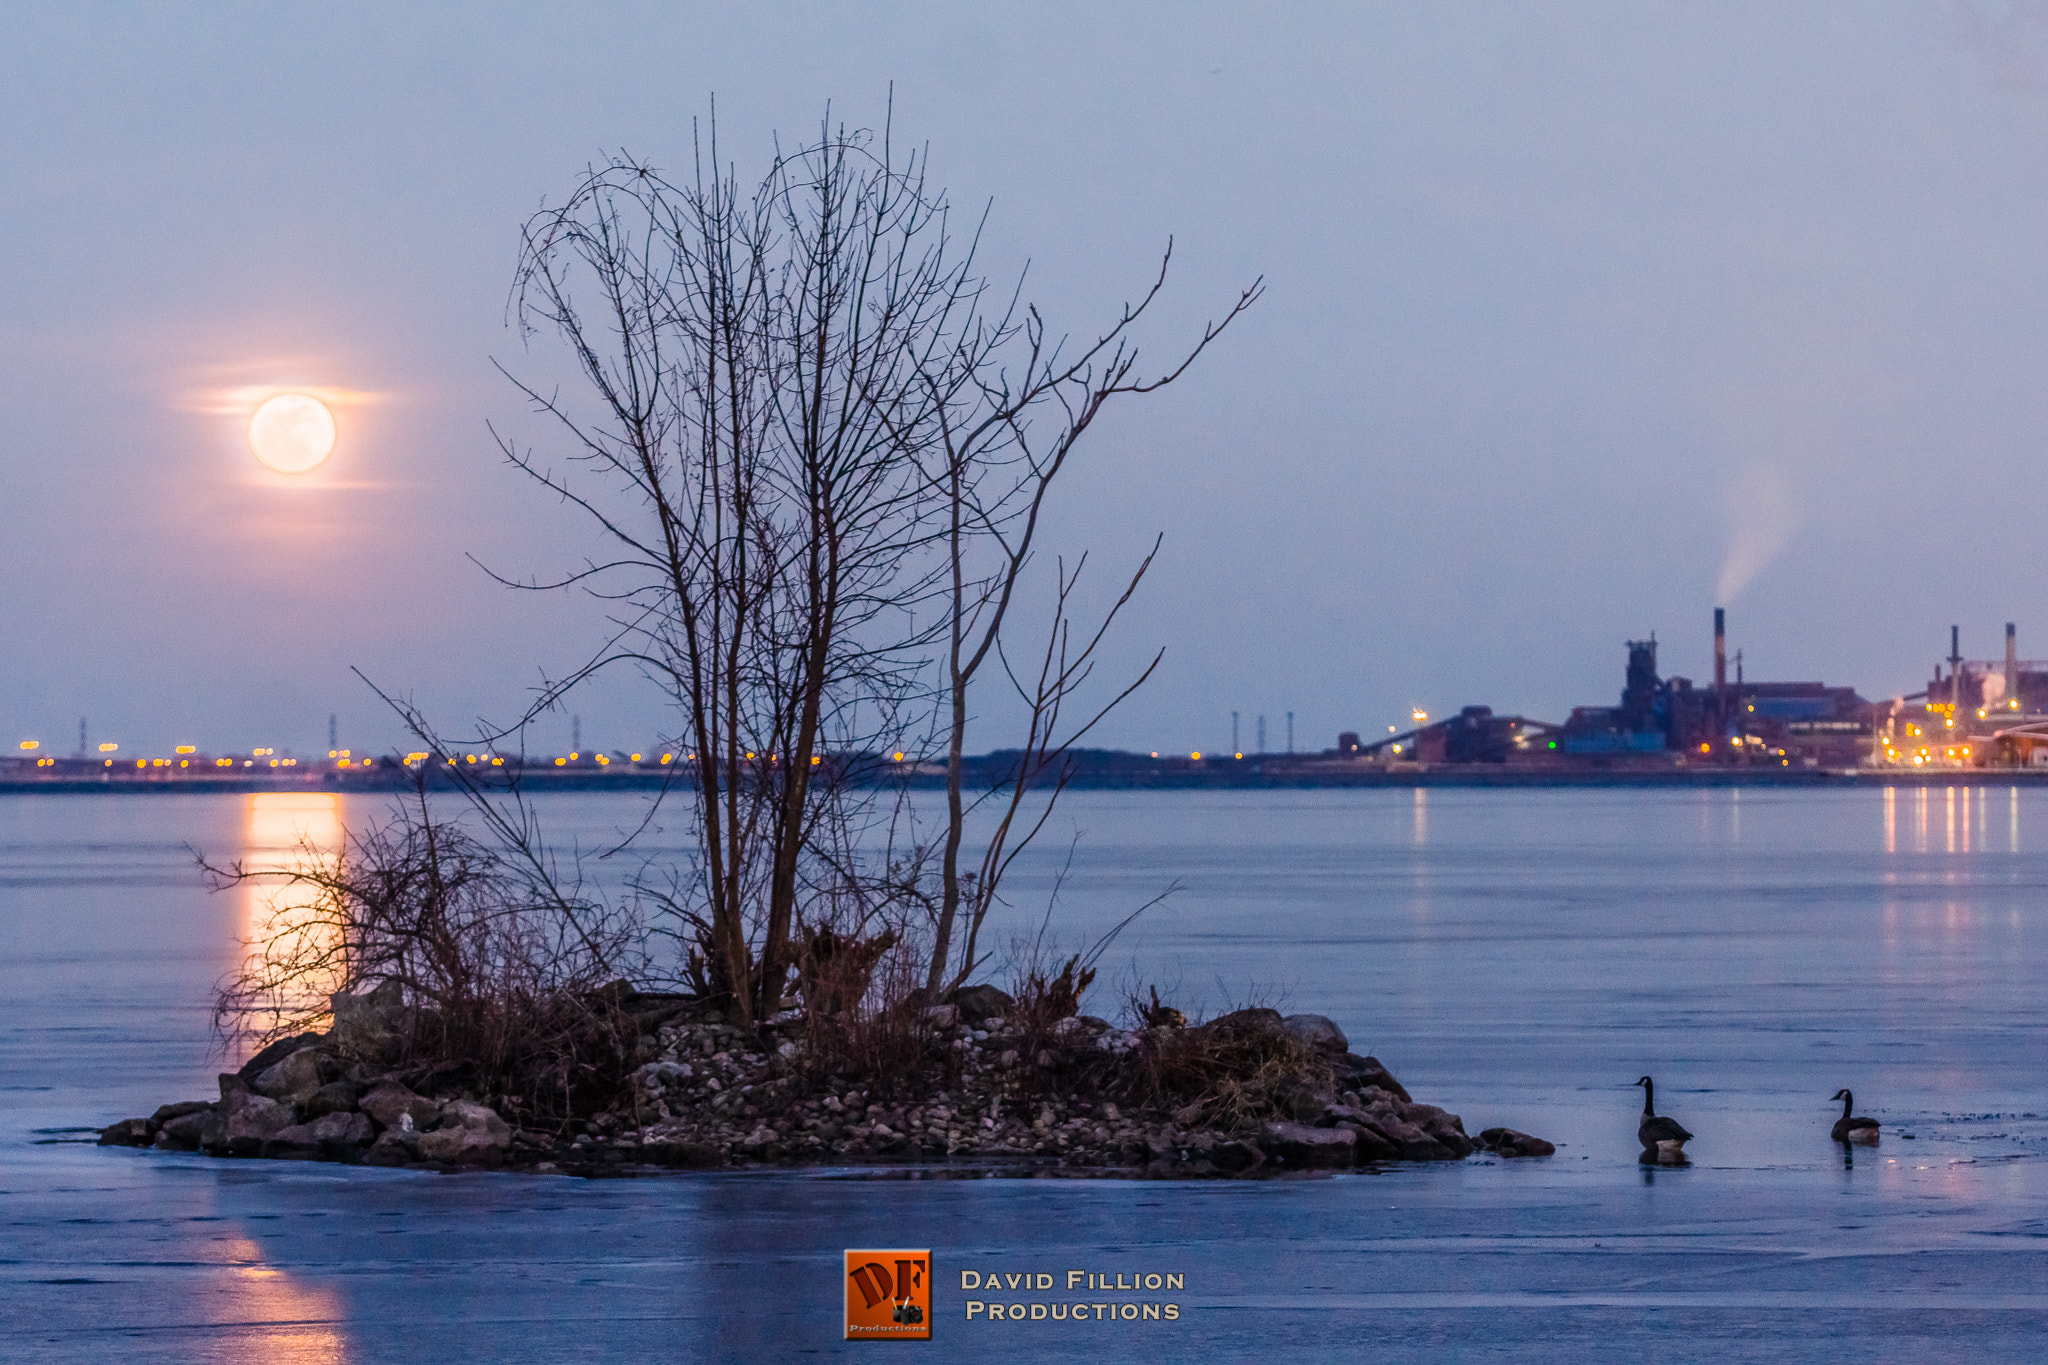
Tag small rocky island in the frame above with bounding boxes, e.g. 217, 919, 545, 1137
101, 982, 1552, 1176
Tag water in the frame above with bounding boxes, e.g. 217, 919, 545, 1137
4, 786, 2047, 1361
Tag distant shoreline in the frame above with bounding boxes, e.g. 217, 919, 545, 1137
7, 763, 2048, 796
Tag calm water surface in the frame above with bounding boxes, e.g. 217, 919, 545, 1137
3, 786, 2046, 1362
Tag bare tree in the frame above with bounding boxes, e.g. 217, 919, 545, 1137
919, 249, 1262, 995
498, 112, 983, 1025
495, 101, 1257, 1028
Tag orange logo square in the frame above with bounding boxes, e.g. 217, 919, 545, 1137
844, 1249, 931, 1340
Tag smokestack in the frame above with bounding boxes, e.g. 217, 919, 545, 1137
1949, 626, 1964, 711
2007, 623, 2019, 711
1714, 607, 1727, 693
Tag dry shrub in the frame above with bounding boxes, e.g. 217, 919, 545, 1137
960, 953, 1113, 1106
1121, 1007, 1337, 1131
1010, 955, 1095, 1032
1133, 984, 1186, 1029
792, 926, 951, 1100
206, 793, 646, 1127
794, 926, 900, 1018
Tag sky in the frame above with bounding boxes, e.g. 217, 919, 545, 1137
8, 2, 2048, 759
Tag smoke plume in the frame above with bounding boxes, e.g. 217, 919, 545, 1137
1714, 464, 1800, 606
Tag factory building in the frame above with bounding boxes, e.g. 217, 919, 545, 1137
1340, 611, 2048, 771
1349, 609, 1876, 769
1918, 623, 2048, 715
1871, 623, 2048, 767
1347, 706, 1556, 765
1558, 609, 1871, 766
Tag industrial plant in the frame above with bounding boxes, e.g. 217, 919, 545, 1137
1350, 609, 2048, 773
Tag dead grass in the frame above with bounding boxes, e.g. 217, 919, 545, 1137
1118, 1006, 1336, 1131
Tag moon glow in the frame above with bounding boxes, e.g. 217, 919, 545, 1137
248, 394, 337, 473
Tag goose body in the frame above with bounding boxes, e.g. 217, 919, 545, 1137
1635, 1076, 1692, 1159
1830, 1089, 1880, 1145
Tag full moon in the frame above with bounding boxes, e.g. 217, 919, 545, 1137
248, 393, 337, 473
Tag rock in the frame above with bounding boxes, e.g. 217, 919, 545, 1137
97, 1118, 154, 1146
1432, 1129, 1474, 1159
1202, 1007, 1286, 1037
155, 1108, 212, 1151
223, 1093, 294, 1155
359, 1080, 442, 1133
415, 1100, 512, 1165
1280, 1079, 1337, 1122
632, 1060, 691, 1095
1051, 1015, 1114, 1049
1479, 1127, 1556, 1158
1417, 1114, 1474, 1159
1336, 1054, 1412, 1103
236, 1031, 326, 1081
149, 1100, 212, 1126
252, 1047, 334, 1108
1389, 1102, 1473, 1158
302, 1080, 360, 1119
330, 979, 407, 1055
218, 1072, 251, 1102
363, 1129, 417, 1166
1260, 1121, 1356, 1168
1353, 1109, 1450, 1161
947, 984, 1016, 1027
1281, 1014, 1350, 1054
305, 1110, 374, 1153
918, 1004, 960, 1028
1337, 1121, 1400, 1161
264, 1124, 325, 1158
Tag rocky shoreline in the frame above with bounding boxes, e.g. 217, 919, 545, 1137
99, 985, 1553, 1177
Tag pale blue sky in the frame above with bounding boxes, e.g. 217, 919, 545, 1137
6, 3, 2048, 757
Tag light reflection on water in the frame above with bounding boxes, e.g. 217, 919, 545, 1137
218, 1234, 348, 1365
238, 793, 349, 1030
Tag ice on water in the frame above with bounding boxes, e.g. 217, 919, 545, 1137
4, 786, 2047, 1361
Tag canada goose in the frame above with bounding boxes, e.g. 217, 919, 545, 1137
1829, 1089, 1880, 1145
1634, 1076, 1692, 1159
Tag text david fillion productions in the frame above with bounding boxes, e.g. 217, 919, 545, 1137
960, 1269, 1184, 1323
